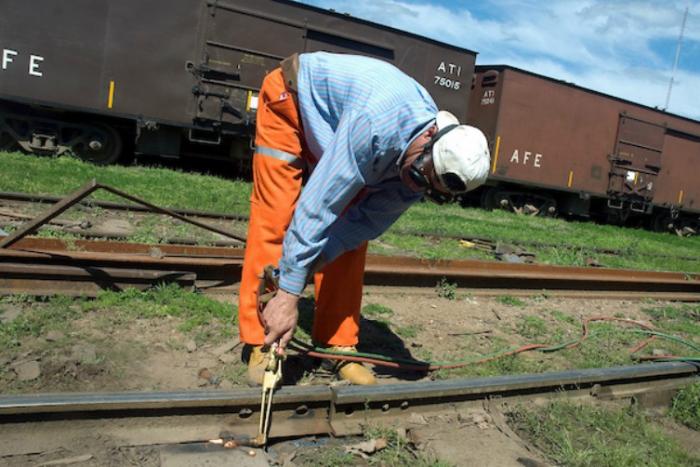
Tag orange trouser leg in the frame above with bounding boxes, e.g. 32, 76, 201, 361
312, 242, 368, 346
239, 68, 304, 344
238, 68, 365, 347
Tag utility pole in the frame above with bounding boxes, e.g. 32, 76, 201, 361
664, 4, 689, 110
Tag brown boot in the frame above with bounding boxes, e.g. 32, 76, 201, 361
243, 344, 269, 387
328, 346, 377, 385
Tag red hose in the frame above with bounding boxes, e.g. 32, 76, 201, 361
291, 315, 678, 371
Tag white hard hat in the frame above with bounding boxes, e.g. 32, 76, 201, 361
432, 111, 490, 193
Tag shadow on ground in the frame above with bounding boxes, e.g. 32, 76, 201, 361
280, 297, 427, 384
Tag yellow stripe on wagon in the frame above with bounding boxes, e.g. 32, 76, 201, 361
567, 170, 574, 188
678, 190, 684, 204
107, 81, 115, 109
491, 135, 501, 174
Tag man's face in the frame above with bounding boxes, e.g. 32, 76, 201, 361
400, 127, 450, 195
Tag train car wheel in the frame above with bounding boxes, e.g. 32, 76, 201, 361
480, 187, 500, 210
0, 129, 18, 152
539, 199, 558, 217
69, 124, 122, 165
651, 211, 675, 233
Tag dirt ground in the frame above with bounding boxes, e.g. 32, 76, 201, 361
0, 291, 674, 394
2, 287, 699, 466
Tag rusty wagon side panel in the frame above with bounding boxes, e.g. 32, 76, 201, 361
467, 65, 700, 221
202, 0, 476, 123
0, 0, 477, 164
0, 0, 476, 164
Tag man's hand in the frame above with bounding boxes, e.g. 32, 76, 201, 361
262, 289, 299, 355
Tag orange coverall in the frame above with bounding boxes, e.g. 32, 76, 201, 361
238, 68, 367, 347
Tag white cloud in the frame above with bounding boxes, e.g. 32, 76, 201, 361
300, 0, 700, 119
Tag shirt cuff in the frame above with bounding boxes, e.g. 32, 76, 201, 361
278, 259, 308, 296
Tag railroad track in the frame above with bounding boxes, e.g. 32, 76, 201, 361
0, 362, 697, 458
4, 190, 698, 261
1, 237, 699, 300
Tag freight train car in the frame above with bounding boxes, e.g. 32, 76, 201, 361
0, 0, 476, 166
467, 65, 700, 233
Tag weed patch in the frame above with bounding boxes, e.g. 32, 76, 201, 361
0, 286, 235, 352
515, 316, 548, 339
643, 304, 700, 338
550, 309, 578, 325
84, 285, 235, 343
362, 425, 452, 466
395, 324, 420, 339
496, 295, 527, 307
0, 295, 81, 349
670, 382, 700, 431
510, 401, 699, 466
435, 278, 458, 300
362, 303, 394, 319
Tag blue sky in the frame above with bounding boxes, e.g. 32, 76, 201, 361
297, 0, 700, 120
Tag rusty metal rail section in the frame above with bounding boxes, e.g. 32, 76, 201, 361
0, 243, 241, 296
1, 236, 699, 299
0, 180, 245, 249
0, 362, 697, 456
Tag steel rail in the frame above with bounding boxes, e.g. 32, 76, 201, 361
0, 362, 697, 456
1, 237, 699, 298
3, 190, 698, 264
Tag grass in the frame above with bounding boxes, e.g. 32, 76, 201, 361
362, 425, 452, 467
496, 295, 527, 307
510, 401, 700, 466
389, 197, 700, 272
643, 304, 700, 338
0, 151, 251, 214
515, 315, 547, 339
429, 305, 700, 381
2, 151, 700, 272
294, 426, 452, 467
670, 382, 700, 431
394, 324, 420, 339
0, 295, 81, 349
0, 285, 235, 351
362, 303, 395, 319
83, 285, 235, 344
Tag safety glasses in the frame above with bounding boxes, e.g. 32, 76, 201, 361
407, 124, 458, 204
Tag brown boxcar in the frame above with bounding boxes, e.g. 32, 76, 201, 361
0, 0, 476, 165
467, 65, 700, 232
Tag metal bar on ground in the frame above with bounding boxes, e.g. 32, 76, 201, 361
0, 182, 246, 249
0, 180, 100, 249
0, 190, 248, 221
0, 261, 197, 295
98, 184, 246, 243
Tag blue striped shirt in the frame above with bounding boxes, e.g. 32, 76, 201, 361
278, 52, 437, 295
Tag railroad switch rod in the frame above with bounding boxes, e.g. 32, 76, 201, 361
0, 179, 246, 249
